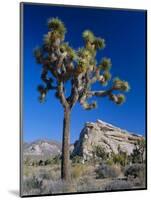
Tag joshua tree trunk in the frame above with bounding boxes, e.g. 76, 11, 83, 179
61, 107, 71, 181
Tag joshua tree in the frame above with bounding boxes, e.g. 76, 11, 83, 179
34, 18, 130, 181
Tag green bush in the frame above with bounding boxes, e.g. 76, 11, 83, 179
105, 159, 114, 166
111, 152, 128, 166
93, 145, 109, 160
44, 155, 61, 166
124, 163, 145, 178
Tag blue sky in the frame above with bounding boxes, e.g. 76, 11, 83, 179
22, 3, 146, 143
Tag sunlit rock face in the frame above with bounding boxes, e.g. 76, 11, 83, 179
72, 120, 144, 161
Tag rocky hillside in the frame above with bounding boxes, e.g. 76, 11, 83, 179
72, 120, 144, 161
23, 140, 61, 156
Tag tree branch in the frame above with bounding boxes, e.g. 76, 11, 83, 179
87, 88, 113, 98
68, 79, 79, 108
90, 68, 100, 84
57, 81, 69, 108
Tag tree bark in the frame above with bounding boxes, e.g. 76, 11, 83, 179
61, 107, 71, 181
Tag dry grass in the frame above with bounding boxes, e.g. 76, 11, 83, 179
71, 163, 93, 180
22, 162, 145, 196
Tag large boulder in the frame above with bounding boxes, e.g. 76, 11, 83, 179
72, 120, 144, 161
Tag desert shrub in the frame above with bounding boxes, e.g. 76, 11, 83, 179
39, 169, 60, 181
77, 176, 100, 192
24, 157, 37, 166
52, 155, 61, 165
31, 160, 39, 166
105, 159, 114, 166
93, 145, 109, 160
71, 164, 85, 180
95, 163, 121, 179
24, 157, 31, 165
39, 171, 51, 180
124, 164, 145, 179
130, 139, 145, 164
44, 159, 52, 165
38, 160, 45, 166
104, 180, 132, 191
72, 156, 83, 164
111, 152, 128, 166
43, 155, 61, 165
23, 176, 43, 195
127, 155, 133, 164
23, 177, 75, 195
27, 176, 43, 189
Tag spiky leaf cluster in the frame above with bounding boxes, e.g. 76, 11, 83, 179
83, 30, 105, 50
60, 43, 76, 60
116, 94, 126, 104
93, 37, 105, 49
99, 57, 112, 71
83, 30, 95, 43
113, 77, 130, 92
48, 17, 66, 39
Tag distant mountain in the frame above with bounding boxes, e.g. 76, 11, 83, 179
23, 139, 61, 156
72, 120, 144, 161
